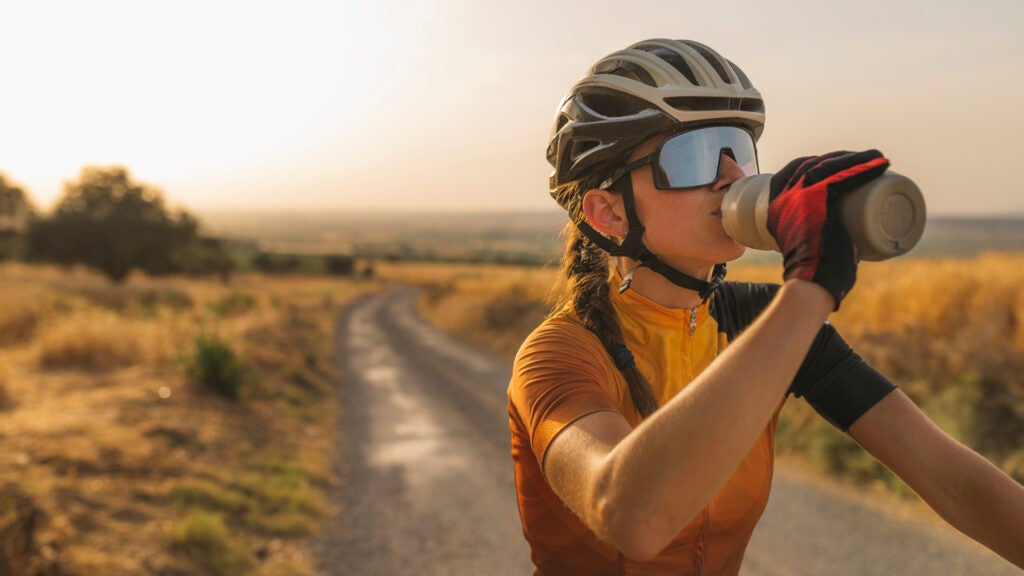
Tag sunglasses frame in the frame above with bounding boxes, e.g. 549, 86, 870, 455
600, 125, 759, 191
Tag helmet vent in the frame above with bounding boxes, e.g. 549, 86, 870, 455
739, 98, 765, 113
633, 44, 698, 86
679, 40, 732, 84
728, 59, 754, 90
592, 58, 657, 87
580, 90, 652, 118
570, 140, 600, 160
555, 113, 569, 133
664, 96, 763, 114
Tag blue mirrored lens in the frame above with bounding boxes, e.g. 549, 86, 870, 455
656, 126, 758, 189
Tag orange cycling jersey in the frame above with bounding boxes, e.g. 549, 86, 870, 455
507, 273, 895, 575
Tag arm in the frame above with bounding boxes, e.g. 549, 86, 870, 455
544, 280, 833, 561
850, 390, 1024, 569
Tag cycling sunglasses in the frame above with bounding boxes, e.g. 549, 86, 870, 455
600, 125, 759, 191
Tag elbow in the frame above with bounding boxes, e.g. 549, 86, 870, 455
594, 492, 674, 563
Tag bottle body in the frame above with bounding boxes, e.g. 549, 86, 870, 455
721, 171, 927, 261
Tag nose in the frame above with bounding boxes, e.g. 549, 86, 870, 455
712, 153, 747, 193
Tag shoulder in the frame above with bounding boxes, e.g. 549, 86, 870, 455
508, 312, 626, 461
513, 312, 612, 377
711, 281, 781, 339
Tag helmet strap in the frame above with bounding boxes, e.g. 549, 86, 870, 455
573, 176, 727, 300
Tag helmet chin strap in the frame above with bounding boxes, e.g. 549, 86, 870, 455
574, 177, 727, 301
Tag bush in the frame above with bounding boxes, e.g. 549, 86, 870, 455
37, 313, 149, 371
187, 333, 247, 398
252, 252, 301, 274
323, 254, 354, 276
166, 508, 252, 575
209, 292, 257, 317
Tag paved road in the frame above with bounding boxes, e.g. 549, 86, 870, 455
317, 287, 1020, 575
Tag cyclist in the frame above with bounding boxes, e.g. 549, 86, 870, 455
507, 38, 1024, 575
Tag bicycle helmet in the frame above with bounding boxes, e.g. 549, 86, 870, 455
546, 39, 765, 298
548, 39, 764, 191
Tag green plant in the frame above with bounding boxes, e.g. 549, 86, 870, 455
187, 333, 248, 398
209, 292, 257, 317
169, 460, 325, 537
166, 508, 252, 576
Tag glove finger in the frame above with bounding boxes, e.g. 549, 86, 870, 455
804, 149, 885, 187
769, 155, 815, 200
829, 157, 890, 196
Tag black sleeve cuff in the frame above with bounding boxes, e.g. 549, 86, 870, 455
803, 360, 896, 431
788, 323, 897, 431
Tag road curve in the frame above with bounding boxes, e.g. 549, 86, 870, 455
316, 287, 1020, 576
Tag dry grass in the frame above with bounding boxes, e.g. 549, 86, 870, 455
0, 262, 380, 575
389, 254, 1024, 489
376, 261, 557, 359
0, 290, 45, 346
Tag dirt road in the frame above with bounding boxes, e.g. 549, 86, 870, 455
316, 287, 1020, 575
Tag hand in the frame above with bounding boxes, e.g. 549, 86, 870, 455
766, 150, 890, 308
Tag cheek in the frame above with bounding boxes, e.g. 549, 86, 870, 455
636, 196, 704, 248
637, 195, 745, 260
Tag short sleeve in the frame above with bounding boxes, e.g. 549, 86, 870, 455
788, 322, 897, 431
508, 320, 624, 468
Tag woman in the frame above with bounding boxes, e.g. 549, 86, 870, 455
507, 38, 1024, 575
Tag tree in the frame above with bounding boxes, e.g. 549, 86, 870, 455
26, 166, 232, 282
0, 174, 37, 261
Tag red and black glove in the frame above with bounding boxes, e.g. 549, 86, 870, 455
767, 150, 890, 309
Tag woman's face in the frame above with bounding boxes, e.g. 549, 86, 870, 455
628, 132, 748, 274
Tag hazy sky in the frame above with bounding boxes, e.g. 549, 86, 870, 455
2, 0, 1022, 216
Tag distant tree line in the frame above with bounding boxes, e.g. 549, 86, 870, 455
0, 167, 233, 282
0, 167, 370, 283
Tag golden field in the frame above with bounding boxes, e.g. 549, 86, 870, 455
3, 251, 1022, 573
378, 252, 1024, 491
0, 263, 379, 575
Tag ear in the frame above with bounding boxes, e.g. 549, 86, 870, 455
582, 188, 628, 239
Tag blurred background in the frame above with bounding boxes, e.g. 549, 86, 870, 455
3, 0, 1023, 214
1, 1, 1023, 575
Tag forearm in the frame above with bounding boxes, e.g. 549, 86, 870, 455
852, 391, 1024, 569
596, 280, 832, 555
937, 447, 1024, 569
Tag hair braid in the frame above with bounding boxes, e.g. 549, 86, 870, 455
551, 178, 659, 418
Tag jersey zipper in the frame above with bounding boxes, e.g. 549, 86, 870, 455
688, 305, 698, 337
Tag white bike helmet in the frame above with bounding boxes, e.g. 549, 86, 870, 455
547, 39, 766, 298
548, 38, 765, 193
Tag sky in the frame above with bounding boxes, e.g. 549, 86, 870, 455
1, 0, 1022, 216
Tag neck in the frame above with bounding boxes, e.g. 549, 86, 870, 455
617, 258, 711, 309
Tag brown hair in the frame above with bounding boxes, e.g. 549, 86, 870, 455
549, 177, 659, 418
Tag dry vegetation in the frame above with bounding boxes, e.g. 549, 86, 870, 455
0, 263, 379, 575
379, 253, 1024, 492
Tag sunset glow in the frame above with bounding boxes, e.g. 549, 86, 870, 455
2, 0, 1021, 215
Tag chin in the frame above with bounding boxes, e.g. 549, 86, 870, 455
724, 244, 747, 262
711, 235, 747, 263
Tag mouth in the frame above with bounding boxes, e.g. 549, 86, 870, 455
710, 208, 723, 218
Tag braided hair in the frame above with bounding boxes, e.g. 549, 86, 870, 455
550, 176, 659, 418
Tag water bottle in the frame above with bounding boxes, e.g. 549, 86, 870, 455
720, 171, 927, 261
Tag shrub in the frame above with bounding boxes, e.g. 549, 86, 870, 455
0, 295, 40, 346
323, 254, 354, 276
209, 292, 257, 317
187, 333, 247, 398
165, 508, 252, 576
37, 313, 148, 371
